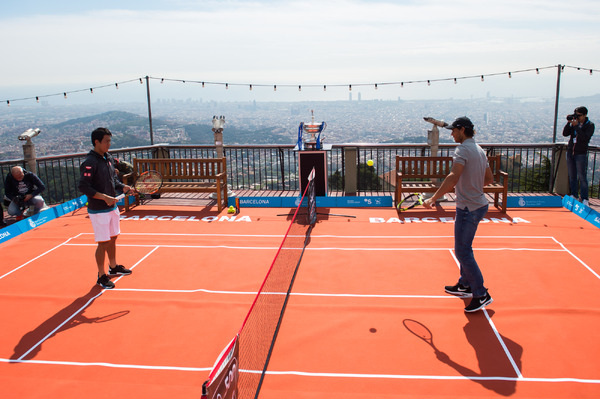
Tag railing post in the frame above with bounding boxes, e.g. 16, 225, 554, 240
551, 144, 569, 195
146, 76, 154, 146
552, 65, 562, 143
344, 147, 358, 195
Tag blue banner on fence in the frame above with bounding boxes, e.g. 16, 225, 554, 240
562, 195, 598, 228
507, 195, 563, 208
0, 195, 88, 244
230, 196, 392, 208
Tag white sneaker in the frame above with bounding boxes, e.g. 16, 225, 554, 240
582, 199, 589, 207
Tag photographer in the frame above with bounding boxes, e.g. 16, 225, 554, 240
4, 166, 47, 219
563, 106, 595, 206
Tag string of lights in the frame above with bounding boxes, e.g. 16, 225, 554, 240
3, 64, 598, 106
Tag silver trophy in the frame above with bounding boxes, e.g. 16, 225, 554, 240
299, 110, 326, 150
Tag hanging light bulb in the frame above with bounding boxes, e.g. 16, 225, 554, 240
349, 85, 352, 91
161, 78, 164, 83
323, 85, 327, 91
375, 83, 378, 90
90, 88, 93, 94
64, 92, 67, 99
139, 78, 143, 84
7, 100, 10, 106
590, 69, 593, 75
202, 82, 205, 88
401, 82, 404, 88
274, 85, 277, 91
454, 78, 457, 84
299, 85, 302, 92
115, 83, 119, 89
481, 75, 484, 82
508, 72, 512, 78
36, 96, 39, 103
249, 84, 252, 91
225, 83, 229, 89
427, 80, 431, 86
536, 68, 540, 74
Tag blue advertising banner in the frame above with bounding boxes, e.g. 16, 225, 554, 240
507, 195, 563, 208
585, 208, 600, 228
563, 195, 597, 228
0, 195, 88, 244
230, 196, 392, 208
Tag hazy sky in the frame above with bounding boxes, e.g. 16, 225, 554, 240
2, 0, 600, 103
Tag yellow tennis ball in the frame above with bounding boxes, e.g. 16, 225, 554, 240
227, 206, 235, 214
367, 159, 374, 166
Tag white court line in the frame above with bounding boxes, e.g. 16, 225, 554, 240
247, 369, 600, 384
112, 287, 456, 300
551, 237, 600, 280
17, 289, 105, 361
0, 357, 210, 372
449, 248, 524, 379
484, 309, 524, 379
16, 245, 160, 361
64, 243, 564, 252
83, 232, 559, 240
2, 357, 598, 385
0, 234, 85, 281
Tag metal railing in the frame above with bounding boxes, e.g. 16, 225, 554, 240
1, 143, 599, 205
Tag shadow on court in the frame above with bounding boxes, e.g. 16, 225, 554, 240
403, 310, 523, 396
10, 285, 130, 361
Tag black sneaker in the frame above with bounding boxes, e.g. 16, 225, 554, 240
97, 274, 115, 289
464, 292, 493, 312
109, 265, 132, 275
444, 283, 473, 297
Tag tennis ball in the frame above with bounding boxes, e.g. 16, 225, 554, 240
367, 159, 374, 167
227, 206, 235, 214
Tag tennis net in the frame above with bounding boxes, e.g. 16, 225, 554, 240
202, 168, 316, 399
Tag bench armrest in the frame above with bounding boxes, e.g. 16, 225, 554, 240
123, 172, 134, 185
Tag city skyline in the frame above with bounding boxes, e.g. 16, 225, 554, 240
2, 93, 599, 160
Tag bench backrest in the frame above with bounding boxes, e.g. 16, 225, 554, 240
396, 156, 453, 179
396, 154, 503, 180
133, 158, 226, 180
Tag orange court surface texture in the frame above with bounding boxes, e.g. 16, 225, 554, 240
1, 203, 599, 399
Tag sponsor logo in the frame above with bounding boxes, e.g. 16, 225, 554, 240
369, 216, 531, 224
120, 215, 251, 222
0, 231, 11, 240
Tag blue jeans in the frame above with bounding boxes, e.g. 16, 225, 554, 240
8, 195, 46, 216
455, 204, 488, 298
566, 152, 589, 200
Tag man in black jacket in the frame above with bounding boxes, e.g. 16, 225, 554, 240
563, 106, 595, 207
78, 127, 134, 289
4, 166, 47, 219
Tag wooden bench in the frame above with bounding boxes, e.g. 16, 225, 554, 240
394, 154, 508, 213
123, 157, 228, 212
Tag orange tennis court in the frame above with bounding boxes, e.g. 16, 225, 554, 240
1, 203, 599, 398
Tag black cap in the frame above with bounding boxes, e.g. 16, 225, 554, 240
444, 116, 474, 130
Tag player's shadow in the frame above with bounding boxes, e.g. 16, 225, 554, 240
403, 310, 523, 396
10, 286, 129, 361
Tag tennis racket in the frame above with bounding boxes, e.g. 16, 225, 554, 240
132, 170, 163, 204
397, 193, 424, 212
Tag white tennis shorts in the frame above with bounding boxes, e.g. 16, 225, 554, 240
89, 207, 121, 242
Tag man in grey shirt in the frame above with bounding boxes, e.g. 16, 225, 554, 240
423, 116, 494, 312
